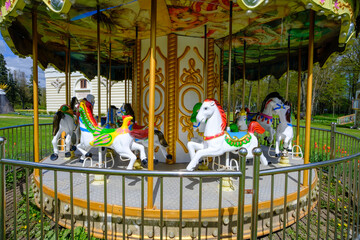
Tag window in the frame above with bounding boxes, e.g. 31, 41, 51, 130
80, 79, 87, 89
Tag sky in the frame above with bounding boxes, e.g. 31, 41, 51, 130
0, 34, 46, 87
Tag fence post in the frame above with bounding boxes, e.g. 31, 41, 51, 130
330, 122, 336, 159
238, 148, 248, 240
250, 147, 262, 240
0, 137, 7, 240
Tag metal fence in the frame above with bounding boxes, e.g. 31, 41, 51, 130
0, 123, 359, 239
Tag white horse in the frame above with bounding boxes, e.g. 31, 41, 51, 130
117, 103, 172, 165
186, 99, 268, 171
50, 97, 80, 161
76, 99, 148, 170
273, 102, 294, 157
246, 92, 285, 144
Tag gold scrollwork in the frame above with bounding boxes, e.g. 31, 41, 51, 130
142, 115, 163, 129
144, 63, 164, 85
180, 58, 203, 84
180, 115, 194, 142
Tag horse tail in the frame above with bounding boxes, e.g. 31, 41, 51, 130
248, 121, 265, 134
154, 129, 168, 148
52, 111, 65, 136
130, 129, 149, 139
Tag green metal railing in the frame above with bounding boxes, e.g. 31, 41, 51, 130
0, 123, 359, 239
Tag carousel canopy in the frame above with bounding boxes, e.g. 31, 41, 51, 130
0, 0, 359, 80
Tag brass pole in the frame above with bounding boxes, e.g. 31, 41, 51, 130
304, 10, 315, 186
68, 38, 71, 103
257, 58, 260, 112
232, 54, 236, 120
204, 25, 207, 98
296, 48, 301, 156
286, 34, 290, 101
128, 58, 130, 103
226, 1, 233, 126
242, 40, 246, 110
125, 62, 128, 103
147, 0, 157, 209
65, 42, 69, 106
108, 42, 112, 110
97, 5, 101, 124
32, 10, 39, 164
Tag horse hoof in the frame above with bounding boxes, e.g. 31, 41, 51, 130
275, 154, 280, 157
102, 147, 106, 151
288, 148, 292, 152
268, 161, 272, 164
166, 154, 172, 160
71, 146, 77, 151
50, 154, 58, 161
154, 159, 159, 165
65, 152, 71, 158
141, 159, 148, 168
85, 152, 92, 158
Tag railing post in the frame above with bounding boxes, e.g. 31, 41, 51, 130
330, 122, 336, 159
238, 148, 248, 240
0, 137, 7, 240
251, 147, 262, 239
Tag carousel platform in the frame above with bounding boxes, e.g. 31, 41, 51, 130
33, 146, 317, 239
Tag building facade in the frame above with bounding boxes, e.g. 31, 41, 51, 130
45, 66, 131, 114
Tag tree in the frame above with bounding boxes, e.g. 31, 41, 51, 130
6, 72, 18, 106
14, 70, 31, 109
0, 54, 8, 84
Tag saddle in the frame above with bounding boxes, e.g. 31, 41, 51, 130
224, 131, 252, 147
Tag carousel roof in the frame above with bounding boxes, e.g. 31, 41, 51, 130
0, 0, 359, 80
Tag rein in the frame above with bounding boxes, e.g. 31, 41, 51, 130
203, 131, 224, 141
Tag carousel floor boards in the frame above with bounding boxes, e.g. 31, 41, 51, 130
33, 146, 317, 239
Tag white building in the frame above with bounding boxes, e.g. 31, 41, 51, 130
45, 66, 131, 114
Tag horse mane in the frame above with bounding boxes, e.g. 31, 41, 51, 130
79, 99, 98, 128
124, 103, 136, 122
70, 97, 78, 111
285, 101, 292, 122
204, 98, 226, 131
260, 92, 285, 112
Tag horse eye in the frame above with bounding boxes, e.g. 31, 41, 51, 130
204, 107, 208, 110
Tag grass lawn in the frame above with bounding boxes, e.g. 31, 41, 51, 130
0, 114, 53, 128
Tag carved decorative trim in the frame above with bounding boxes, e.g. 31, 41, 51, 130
136, 40, 141, 124
207, 38, 215, 98
51, 78, 65, 93
167, 33, 177, 162
180, 58, 203, 84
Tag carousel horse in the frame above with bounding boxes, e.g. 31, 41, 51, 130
186, 99, 268, 171
50, 97, 80, 161
76, 99, 149, 170
245, 92, 286, 144
273, 101, 294, 157
117, 103, 172, 164
104, 105, 121, 129
235, 109, 248, 131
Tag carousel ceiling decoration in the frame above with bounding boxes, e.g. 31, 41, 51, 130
0, 0, 358, 80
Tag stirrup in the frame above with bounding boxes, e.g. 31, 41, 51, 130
104, 151, 115, 168
212, 156, 226, 171
268, 144, 277, 158
289, 145, 303, 160
57, 137, 66, 152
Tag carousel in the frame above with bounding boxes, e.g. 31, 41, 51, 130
0, 0, 358, 239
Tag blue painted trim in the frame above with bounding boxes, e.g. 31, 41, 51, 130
80, 126, 90, 132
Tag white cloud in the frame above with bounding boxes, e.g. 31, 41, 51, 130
5, 55, 46, 87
